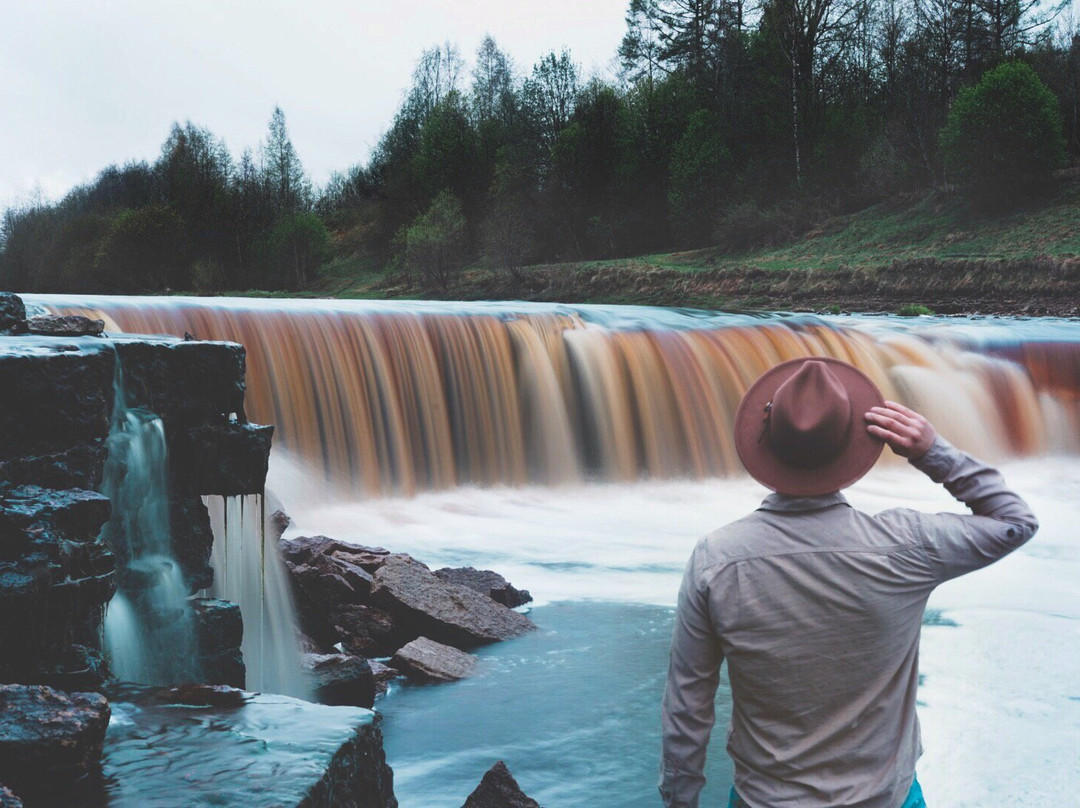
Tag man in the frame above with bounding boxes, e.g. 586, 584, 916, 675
660, 357, 1038, 808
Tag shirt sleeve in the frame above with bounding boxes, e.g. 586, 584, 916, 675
909, 435, 1039, 583
659, 539, 723, 808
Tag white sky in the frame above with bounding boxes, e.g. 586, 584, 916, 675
0, 0, 627, 211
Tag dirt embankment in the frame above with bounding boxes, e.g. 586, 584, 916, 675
444, 256, 1080, 315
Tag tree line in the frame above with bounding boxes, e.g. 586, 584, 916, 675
2, 0, 1077, 294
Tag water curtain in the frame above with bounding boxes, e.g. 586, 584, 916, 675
48, 298, 1080, 496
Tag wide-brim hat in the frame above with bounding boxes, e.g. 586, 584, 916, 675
734, 357, 885, 496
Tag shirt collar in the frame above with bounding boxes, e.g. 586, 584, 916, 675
757, 491, 850, 513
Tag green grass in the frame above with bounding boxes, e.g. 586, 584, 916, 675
687, 185, 1080, 274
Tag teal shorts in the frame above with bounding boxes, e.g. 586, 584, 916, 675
728, 774, 926, 807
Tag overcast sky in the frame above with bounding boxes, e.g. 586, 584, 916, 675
0, 0, 628, 211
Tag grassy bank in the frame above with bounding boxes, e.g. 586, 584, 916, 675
303, 184, 1080, 314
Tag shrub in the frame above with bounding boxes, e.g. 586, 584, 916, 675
403, 190, 467, 289
896, 304, 934, 316
939, 62, 1066, 201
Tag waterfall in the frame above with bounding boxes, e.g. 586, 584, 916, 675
203, 494, 310, 699
101, 362, 200, 685
40, 297, 1080, 498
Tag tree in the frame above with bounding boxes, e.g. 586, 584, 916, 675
261, 106, 312, 215
93, 205, 188, 292
669, 108, 732, 241
409, 43, 465, 118
471, 35, 516, 126
260, 211, 330, 289
939, 60, 1066, 199
402, 190, 468, 288
524, 50, 581, 150
481, 158, 535, 276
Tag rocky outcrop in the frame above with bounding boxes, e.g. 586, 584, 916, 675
0, 685, 110, 805
171, 423, 273, 496
280, 535, 535, 690
462, 761, 541, 808
303, 653, 376, 709
435, 567, 532, 609
371, 556, 534, 648
0, 292, 27, 335
391, 637, 477, 683
26, 314, 105, 337
103, 692, 397, 807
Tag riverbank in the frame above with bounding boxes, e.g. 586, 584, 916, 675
307, 185, 1080, 316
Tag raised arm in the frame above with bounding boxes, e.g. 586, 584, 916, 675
865, 401, 1039, 582
660, 540, 722, 808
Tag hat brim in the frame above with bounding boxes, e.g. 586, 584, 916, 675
734, 357, 885, 496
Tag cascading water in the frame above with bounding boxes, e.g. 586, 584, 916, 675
203, 494, 309, 699
101, 362, 200, 685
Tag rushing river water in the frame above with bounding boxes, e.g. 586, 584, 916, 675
29, 295, 1080, 807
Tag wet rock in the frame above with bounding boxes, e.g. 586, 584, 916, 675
191, 598, 245, 688
170, 422, 273, 496
0, 783, 22, 807
281, 534, 391, 572
462, 761, 541, 808
392, 637, 477, 684
0, 484, 111, 542
103, 693, 397, 807
435, 567, 532, 608
113, 340, 247, 427
332, 604, 401, 658
0, 440, 108, 490
0, 292, 27, 335
303, 653, 376, 709
0, 347, 114, 462
368, 660, 400, 695
168, 494, 214, 591
0, 685, 110, 802
371, 555, 535, 648
26, 314, 105, 337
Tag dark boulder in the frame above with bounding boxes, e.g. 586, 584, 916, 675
368, 660, 400, 695
0, 292, 27, 335
191, 598, 245, 688
170, 422, 273, 496
331, 604, 401, 658
303, 653, 376, 709
168, 494, 214, 592
153, 684, 250, 708
281, 534, 391, 572
26, 315, 105, 337
0, 485, 111, 543
0, 440, 108, 490
370, 555, 535, 648
434, 567, 532, 608
0, 685, 110, 802
462, 761, 541, 808
391, 637, 477, 684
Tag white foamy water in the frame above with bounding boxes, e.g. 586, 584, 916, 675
276, 452, 1080, 807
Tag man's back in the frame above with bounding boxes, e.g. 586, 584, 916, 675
661, 436, 1038, 808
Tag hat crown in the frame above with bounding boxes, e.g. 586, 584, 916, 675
768, 360, 853, 469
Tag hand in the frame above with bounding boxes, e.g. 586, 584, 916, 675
864, 401, 937, 460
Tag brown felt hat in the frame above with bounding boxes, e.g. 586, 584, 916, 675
734, 357, 885, 496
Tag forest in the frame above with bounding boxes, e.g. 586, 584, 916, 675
1, 0, 1077, 294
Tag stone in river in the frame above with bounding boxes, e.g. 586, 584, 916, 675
303, 652, 376, 709
370, 555, 535, 648
392, 636, 477, 684
462, 761, 541, 808
434, 566, 533, 608
103, 692, 397, 807
332, 603, 401, 658
26, 314, 106, 337
0, 684, 110, 804
0, 292, 27, 335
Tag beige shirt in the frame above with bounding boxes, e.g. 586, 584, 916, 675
660, 437, 1038, 808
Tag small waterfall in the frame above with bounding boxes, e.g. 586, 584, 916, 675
36, 296, 1080, 494
101, 364, 200, 685
204, 494, 310, 699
